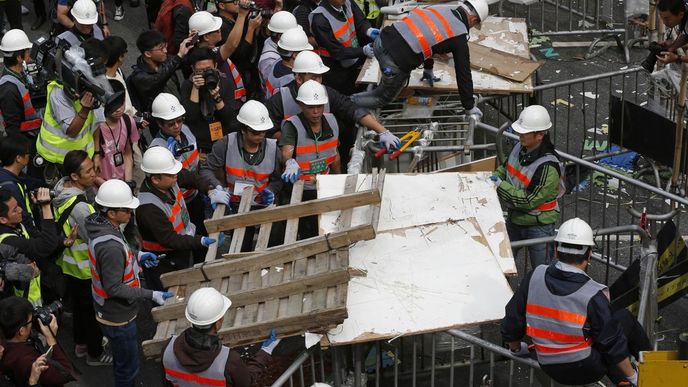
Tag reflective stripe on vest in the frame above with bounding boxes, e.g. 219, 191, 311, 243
0, 74, 43, 132
392, 6, 467, 60
288, 113, 339, 189
150, 125, 199, 200
352, 0, 380, 20
138, 184, 195, 252
309, 0, 360, 68
505, 142, 565, 216
163, 335, 229, 387
56, 25, 104, 47
259, 39, 280, 87
525, 265, 606, 365
224, 132, 277, 196
228, 60, 246, 101
54, 196, 95, 280
36, 81, 95, 164
88, 233, 141, 306
264, 63, 294, 98
278, 86, 331, 127
0, 225, 43, 307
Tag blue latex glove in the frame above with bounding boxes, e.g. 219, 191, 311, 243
281, 159, 301, 183
166, 137, 177, 156
201, 237, 217, 247
208, 186, 230, 209
379, 130, 401, 151
152, 290, 174, 305
366, 28, 380, 40
256, 189, 275, 205
137, 251, 159, 268
260, 328, 281, 355
489, 175, 502, 187
420, 69, 441, 87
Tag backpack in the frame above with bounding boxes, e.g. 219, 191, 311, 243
154, 0, 195, 55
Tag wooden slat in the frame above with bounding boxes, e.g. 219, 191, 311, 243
371, 169, 385, 232
284, 181, 304, 244
229, 186, 254, 253
160, 224, 375, 287
204, 205, 225, 263
254, 204, 276, 250
338, 174, 359, 230
204, 188, 381, 233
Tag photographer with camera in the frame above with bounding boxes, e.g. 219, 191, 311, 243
35, 38, 107, 169
263, 27, 312, 98
52, 150, 112, 366
126, 30, 195, 119
180, 48, 237, 158
0, 30, 43, 143
0, 296, 75, 387
215, 0, 265, 99
55, 0, 105, 48
0, 136, 44, 233
653, 0, 688, 69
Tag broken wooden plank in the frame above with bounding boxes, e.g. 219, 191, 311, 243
204, 204, 226, 263
468, 41, 543, 82
228, 186, 254, 253
284, 181, 304, 243
204, 189, 381, 234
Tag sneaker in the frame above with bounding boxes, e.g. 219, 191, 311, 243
114, 6, 124, 21
74, 344, 88, 359
86, 352, 113, 366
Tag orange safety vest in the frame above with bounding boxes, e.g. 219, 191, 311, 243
392, 6, 467, 60
309, 0, 360, 68
224, 132, 277, 200
287, 113, 340, 189
138, 184, 195, 252
163, 335, 230, 386
88, 234, 141, 306
0, 74, 43, 132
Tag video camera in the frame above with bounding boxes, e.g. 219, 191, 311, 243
240, 1, 274, 19
30, 37, 118, 109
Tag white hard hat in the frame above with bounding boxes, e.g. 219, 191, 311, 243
185, 287, 232, 327
297, 80, 328, 105
464, 0, 489, 22
188, 11, 223, 36
96, 179, 139, 209
151, 93, 186, 121
141, 146, 183, 175
71, 0, 99, 25
293, 51, 329, 74
278, 27, 313, 52
555, 217, 595, 254
0, 30, 33, 54
268, 11, 298, 34
511, 105, 552, 134
237, 100, 273, 131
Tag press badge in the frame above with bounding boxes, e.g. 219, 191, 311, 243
209, 121, 223, 142
113, 152, 124, 167
309, 158, 327, 174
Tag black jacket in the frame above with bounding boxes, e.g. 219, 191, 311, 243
293, 0, 319, 37
310, 1, 371, 67
127, 55, 182, 114
379, 8, 474, 110
501, 262, 630, 366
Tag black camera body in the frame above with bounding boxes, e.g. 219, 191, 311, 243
202, 68, 220, 91
134, 111, 151, 127
641, 41, 665, 73
176, 144, 195, 155
241, 1, 274, 18
34, 301, 62, 325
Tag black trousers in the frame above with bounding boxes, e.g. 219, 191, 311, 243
540, 308, 651, 385
1, 0, 22, 30
66, 275, 104, 358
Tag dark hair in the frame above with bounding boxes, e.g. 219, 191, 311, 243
63, 150, 89, 178
104, 36, 128, 67
556, 243, 591, 264
0, 296, 33, 339
658, 0, 686, 15
81, 38, 108, 64
136, 30, 165, 53
0, 188, 14, 218
0, 134, 31, 167
187, 47, 216, 66
3, 50, 27, 67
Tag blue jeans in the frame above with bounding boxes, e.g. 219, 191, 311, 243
350, 38, 411, 109
100, 321, 139, 387
506, 222, 555, 269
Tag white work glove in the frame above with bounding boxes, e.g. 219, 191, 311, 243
509, 342, 530, 357
378, 130, 401, 151
208, 186, 230, 209
467, 106, 483, 120
152, 291, 174, 305
627, 370, 638, 386
281, 159, 301, 183
362, 43, 375, 59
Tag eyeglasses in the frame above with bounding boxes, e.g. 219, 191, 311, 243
163, 117, 184, 128
115, 208, 133, 214
149, 45, 167, 52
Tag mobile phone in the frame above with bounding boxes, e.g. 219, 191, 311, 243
45, 345, 53, 360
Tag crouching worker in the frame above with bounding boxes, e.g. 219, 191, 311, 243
162, 287, 279, 387
501, 218, 651, 386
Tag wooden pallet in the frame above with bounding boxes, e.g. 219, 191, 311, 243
142, 172, 385, 358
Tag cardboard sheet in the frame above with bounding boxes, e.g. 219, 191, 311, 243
317, 173, 516, 345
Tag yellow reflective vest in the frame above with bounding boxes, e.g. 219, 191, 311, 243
0, 224, 42, 307
53, 194, 94, 280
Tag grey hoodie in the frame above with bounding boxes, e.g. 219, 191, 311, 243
85, 212, 154, 324
52, 177, 96, 242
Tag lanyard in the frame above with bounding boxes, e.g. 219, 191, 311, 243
312, 130, 322, 158
105, 119, 123, 151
